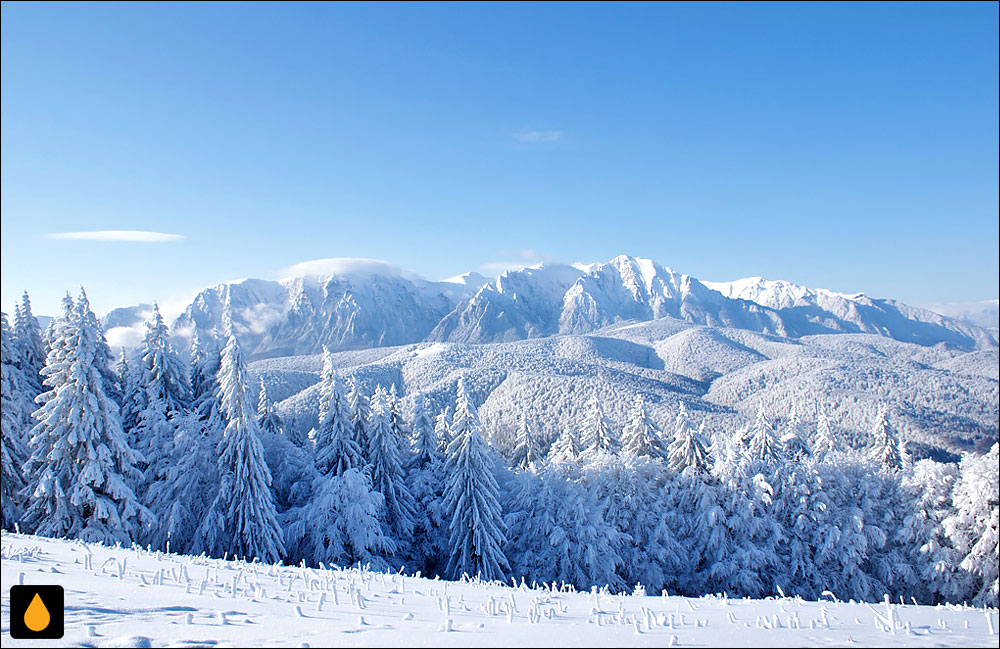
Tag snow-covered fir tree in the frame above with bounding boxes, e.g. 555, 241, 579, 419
407, 393, 449, 575
434, 406, 452, 456
145, 399, 220, 554
257, 377, 286, 437
409, 392, 438, 467
386, 384, 410, 457
312, 350, 362, 476
812, 403, 839, 459
592, 456, 686, 593
194, 318, 285, 563
19, 289, 151, 543
444, 378, 509, 581
505, 463, 624, 590
868, 409, 905, 471
285, 467, 393, 570
745, 404, 783, 464
943, 444, 999, 606
366, 385, 417, 552
667, 409, 711, 474
1, 313, 28, 528
509, 412, 542, 471
780, 403, 811, 461
13, 291, 46, 397
256, 374, 313, 513
133, 305, 191, 503
547, 425, 580, 463
898, 459, 968, 604
11, 292, 46, 439
621, 394, 666, 460
581, 398, 619, 459
346, 377, 371, 465
21, 293, 76, 491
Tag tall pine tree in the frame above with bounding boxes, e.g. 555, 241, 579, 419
1, 314, 28, 528
194, 318, 285, 563
313, 350, 362, 476
444, 379, 509, 581
20, 289, 151, 543
621, 394, 666, 460
869, 409, 905, 471
366, 386, 417, 547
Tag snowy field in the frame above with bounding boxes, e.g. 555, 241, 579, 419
2, 533, 997, 648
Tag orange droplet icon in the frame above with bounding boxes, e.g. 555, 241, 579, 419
24, 592, 51, 632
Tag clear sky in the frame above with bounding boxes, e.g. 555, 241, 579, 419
2, 1, 998, 317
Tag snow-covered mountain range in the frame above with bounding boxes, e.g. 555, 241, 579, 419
132, 254, 995, 359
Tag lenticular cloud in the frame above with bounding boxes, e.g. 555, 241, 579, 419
47, 230, 184, 242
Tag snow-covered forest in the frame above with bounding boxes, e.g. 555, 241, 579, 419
2, 289, 998, 608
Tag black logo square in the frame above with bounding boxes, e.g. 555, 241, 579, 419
9, 585, 65, 639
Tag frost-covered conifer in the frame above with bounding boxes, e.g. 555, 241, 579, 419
510, 412, 541, 470
812, 403, 839, 459
434, 406, 452, 455
143, 333, 222, 554
868, 409, 905, 471
313, 350, 362, 476
133, 306, 191, 512
745, 404, 783, 464
1, 314, 28, 528
547, 425, 580, 463
346, 378, 371, 465
257, 377, 284, 436
505, 464, 623, 590
285, 467, 392, 570
13, 291, 46, 396
20, 289, 151, 543
621, 394, 666, 460
593, 457, 685, 593
366, 386, 416, 546
899, 459, 967, 604
21, 293, 75, 490
444, 378, 509, 581
943, 444, 999, 606
406, 394, 448, 574
194, 319, 285, 563
409, 392, 438, 467
581, 399, 619, 459
667, 409, 711, 474
253, 374, 312, 514
386, 384, 410, 457
780, 404, 811, 461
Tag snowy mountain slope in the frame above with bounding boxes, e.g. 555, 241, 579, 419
3, 534, 996, 648
704, 276, 997, 348
428, 264, 585, 343
249, 322, 998, 462
559, 255, 788, 336
173, 269, 480, 360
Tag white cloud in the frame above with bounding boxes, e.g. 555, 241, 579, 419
512, 130, 564, 143
480, 249, 561, 274
277, 257, 426, 282
47, 230, 184, 242
105, 325, 146, 350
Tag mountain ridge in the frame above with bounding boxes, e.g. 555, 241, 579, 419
100, 254, 996, 358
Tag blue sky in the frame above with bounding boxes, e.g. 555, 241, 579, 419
2, 1, 997, 317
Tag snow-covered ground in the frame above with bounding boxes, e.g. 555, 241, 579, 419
2, 533, 997, 648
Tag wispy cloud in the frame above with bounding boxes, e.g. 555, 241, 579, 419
277, 257, 426, 282
480, 249, 561, 273
512, 130, 564, 143
47, 230, 184, 242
